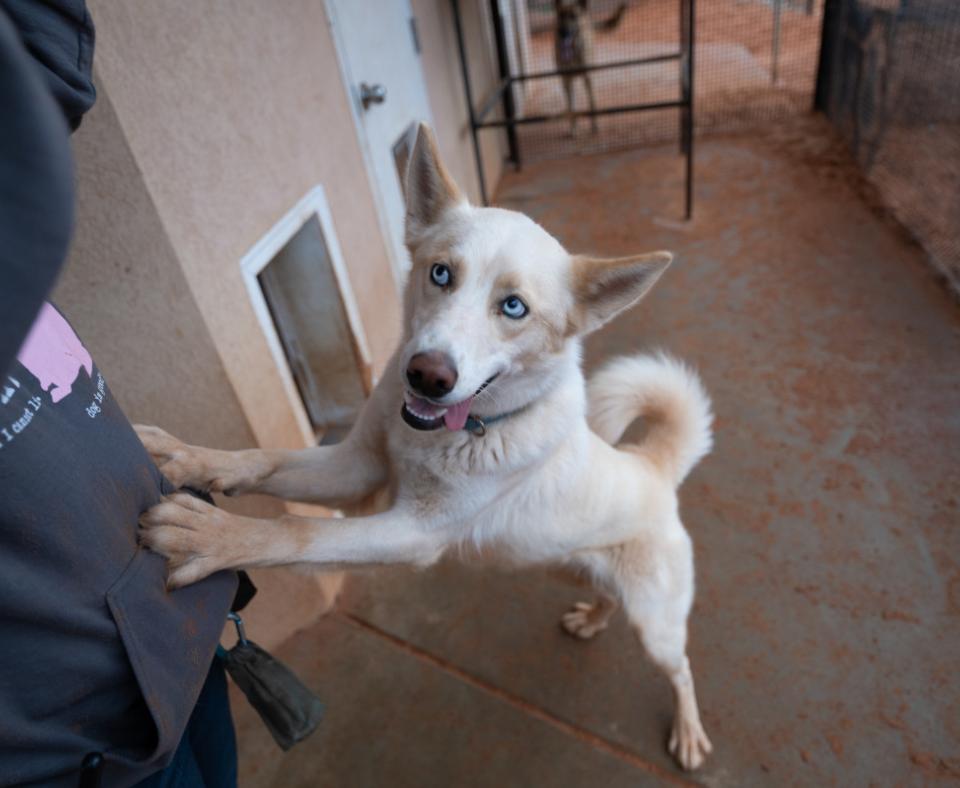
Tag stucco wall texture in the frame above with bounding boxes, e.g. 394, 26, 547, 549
85, 0, 402, 451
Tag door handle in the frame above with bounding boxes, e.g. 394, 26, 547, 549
360, 82, 387, 110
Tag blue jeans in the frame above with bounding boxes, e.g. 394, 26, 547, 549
135, 659, 238, 788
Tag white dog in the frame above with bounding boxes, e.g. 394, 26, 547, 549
137, 124, 714, 770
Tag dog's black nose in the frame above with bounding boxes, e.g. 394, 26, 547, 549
406, 352, 458, 399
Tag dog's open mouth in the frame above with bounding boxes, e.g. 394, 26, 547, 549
401, 376, 497, 432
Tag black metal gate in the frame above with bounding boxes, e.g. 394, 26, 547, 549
451, 0, 697, 218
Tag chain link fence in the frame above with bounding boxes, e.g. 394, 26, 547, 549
817, 0, 960, 294
509, 0, 825, 160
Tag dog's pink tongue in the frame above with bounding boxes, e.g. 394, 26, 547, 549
443, 397, 474, 431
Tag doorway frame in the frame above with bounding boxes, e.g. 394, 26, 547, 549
323, 0, 438, 289
239, 185, 374, 446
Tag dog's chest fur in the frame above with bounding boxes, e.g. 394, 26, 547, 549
382, 369, 595, 557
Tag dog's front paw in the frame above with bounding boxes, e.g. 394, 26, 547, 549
668, 716, 713, 771
134, 425, 212, 489
139, 493, 252, 588
560, 601, 611, 640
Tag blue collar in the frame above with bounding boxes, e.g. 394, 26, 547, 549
463, 407, 525, 436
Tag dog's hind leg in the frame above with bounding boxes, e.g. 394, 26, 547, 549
583, 74, 599, 134
550, 563, 618, 639
614, 540, 713, 771
631, 605, 712, 770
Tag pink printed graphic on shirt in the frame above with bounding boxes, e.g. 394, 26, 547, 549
17, 303, 93, 403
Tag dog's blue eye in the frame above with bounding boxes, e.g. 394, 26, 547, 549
501, 296, 528, 319
430, 263, 451, 288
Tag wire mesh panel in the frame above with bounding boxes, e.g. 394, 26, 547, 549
452, 0, 694, 214
818, 0, 960, 293
511, 0, 825, 161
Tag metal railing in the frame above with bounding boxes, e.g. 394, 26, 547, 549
451, 0, 697, 219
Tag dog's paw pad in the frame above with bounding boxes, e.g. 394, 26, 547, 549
668, 719, 713, 771
560, 601, 609, 640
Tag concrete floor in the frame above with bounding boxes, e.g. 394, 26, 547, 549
232, 121, 960, 786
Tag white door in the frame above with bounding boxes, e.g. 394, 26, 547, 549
326, 0, 435, 286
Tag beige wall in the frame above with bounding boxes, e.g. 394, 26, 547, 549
413, 0, 507, 204
87, 0, 402, 452
57, 88, 248, 444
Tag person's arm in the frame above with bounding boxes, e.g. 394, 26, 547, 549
0, 2, 94, 376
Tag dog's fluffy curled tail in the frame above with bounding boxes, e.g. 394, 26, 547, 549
587, 353, 713, 486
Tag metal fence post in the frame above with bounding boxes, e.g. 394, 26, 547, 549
451, 0, 489, 205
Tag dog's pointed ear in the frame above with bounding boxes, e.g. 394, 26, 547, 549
405, 123, 465, 244
569, 251, 672, 334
